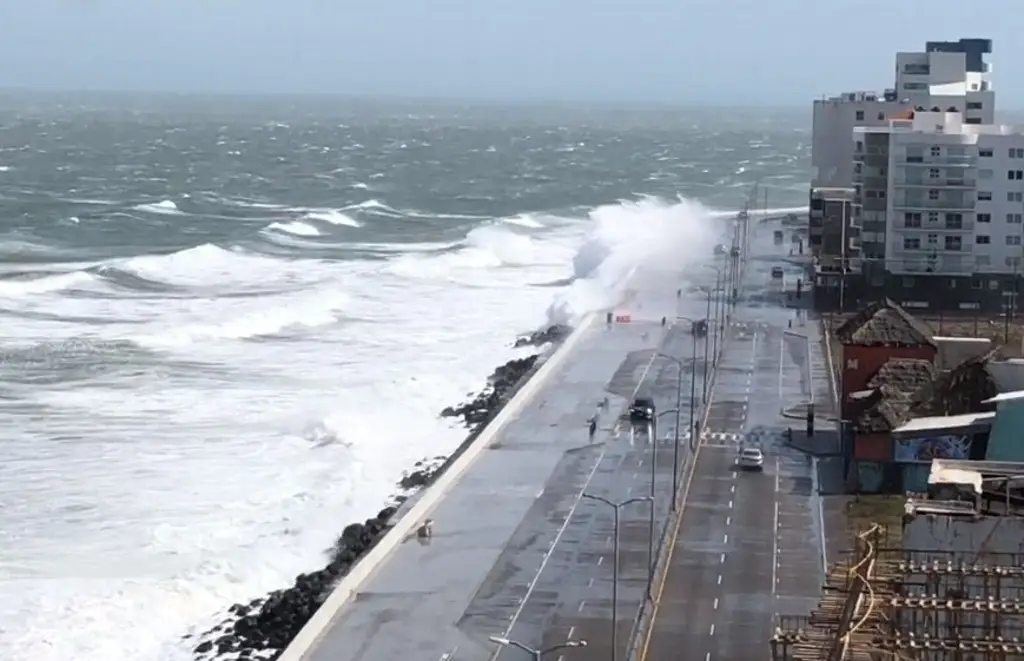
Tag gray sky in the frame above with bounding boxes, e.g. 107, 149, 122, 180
1, 0, 1021, 107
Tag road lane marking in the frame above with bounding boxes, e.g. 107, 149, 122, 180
597, 556, 603, 566
725, 516, 731, 526
717, 574, 722, 585
705, 653, 711, 661
720, 553, 726, 564
723, 533, 729, 544
638, 321, 728, 661
709, 624, 716, 636
772, 500, 779, 595
577, 600, 585, 612
728, 500, 733, 508
588, 577, 594, 587
713, 598, 719, 610
567, 626, 575, 640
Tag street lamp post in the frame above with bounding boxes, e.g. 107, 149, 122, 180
657, 350, 697, 509
488, 636, 588, 661
646, 406, 677, 596
581, 493, 653, 661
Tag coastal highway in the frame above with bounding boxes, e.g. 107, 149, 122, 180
290, 260, 715, 661
640, 236, 831, 661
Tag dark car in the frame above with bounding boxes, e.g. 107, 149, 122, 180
691, 319, 708, 338
629, 396, 656, 422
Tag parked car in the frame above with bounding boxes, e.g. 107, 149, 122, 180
737, 446, 765, 471
629, 396, 656, 422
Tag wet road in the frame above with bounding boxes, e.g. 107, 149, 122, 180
641, 232, 829, 661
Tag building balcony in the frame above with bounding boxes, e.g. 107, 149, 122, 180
893, 177, 977, 188
901, 155, 976, 167
892, 198, 976, 210
890, 260, 975, 275
893, 244, 973, 256
899, 221, 976, 232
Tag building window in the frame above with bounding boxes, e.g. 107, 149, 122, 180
930, 146, 941, 157
967, 101, 984, 110
1009, 170, 1024, 180
979, 147, 994, 157
1008, 213, 1024, 224
978, 213, 992, 223
904, 212, 922, 227
904, 237, 921, 250
928, 212, 939, 223
945, 213, 963, 228
928, 189, 940, 200
1011, 148, 1018, 159
927, 233, 939, 245
949, 279, 958, 288
991, 279, 1000, 289
877, 112, 885, 121
846, 358, 859, 370
979, 191, 993, 201
929, 168, 941, 179
855, 140, 863, 152
1010, 191, 1024, 202
966, 118, 982, 124
977, 235, 991, 244
1008, 235, 1022, 246
945, 235, 962, 251
1017, 148, 1024, 158
855, 110, 865, 121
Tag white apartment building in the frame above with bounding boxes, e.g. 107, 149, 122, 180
812, 38, 994, 189
852, 111, 1024, 310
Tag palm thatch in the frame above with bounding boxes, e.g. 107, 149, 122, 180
909, 348, 1000, 417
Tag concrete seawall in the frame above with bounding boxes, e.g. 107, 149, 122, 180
276, 312, 600, 661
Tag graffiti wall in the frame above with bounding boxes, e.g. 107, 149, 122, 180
893, 434, 971, 463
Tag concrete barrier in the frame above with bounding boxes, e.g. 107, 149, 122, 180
277, 311, 600, 661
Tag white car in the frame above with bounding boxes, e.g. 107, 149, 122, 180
737, 447, 764, 471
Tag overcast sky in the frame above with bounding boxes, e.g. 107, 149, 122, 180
0, 0, 1020, 107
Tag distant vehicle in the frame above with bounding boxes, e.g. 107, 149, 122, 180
737, 447, 765, 471
629, 396, 656, 422
691, 318, 708, 338
773, 230, 784, 245
771, 266, 784, 279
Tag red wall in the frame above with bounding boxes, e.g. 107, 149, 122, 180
840, 344, 936, 420
854, 433, 893, 462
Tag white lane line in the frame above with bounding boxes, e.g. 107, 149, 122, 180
597, 556, 603, 566
772, 500, 780, 595
730, 484, 736, 493
720, 553, 726, 564
705, 653, 711, 661
728, 500, 733, 508
713, 597, 719, 610
578, 600, 585, 612
588, 577, 594, 587
726, 516, 731, 526
709, 624, 716, 636
567, 626, 575, 640
723, 533, 729, 544
717, 574, 722, 585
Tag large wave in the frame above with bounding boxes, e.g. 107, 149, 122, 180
546, 196, 718, 325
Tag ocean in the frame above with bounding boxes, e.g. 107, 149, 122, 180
0, 92, 810, 661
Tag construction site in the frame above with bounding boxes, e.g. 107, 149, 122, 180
772, 460, 1024, 661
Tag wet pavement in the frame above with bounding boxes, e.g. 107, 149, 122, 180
293, 216, 842, 661
641, 226, 835, 661
299, 260, 715, 661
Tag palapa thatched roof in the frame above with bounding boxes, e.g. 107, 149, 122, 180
909, 348, 1000, 417
835, 298, 935, 348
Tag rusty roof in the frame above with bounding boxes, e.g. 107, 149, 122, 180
867, 358, 935, 395
835, 299, 936, 348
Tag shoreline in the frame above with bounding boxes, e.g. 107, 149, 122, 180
188, 323, 574, 661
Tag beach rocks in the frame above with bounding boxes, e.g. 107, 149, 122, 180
191, 334, 564, 661
440, 354, 539, 432
513, 324, 571, 349
192, 507, 396, 661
